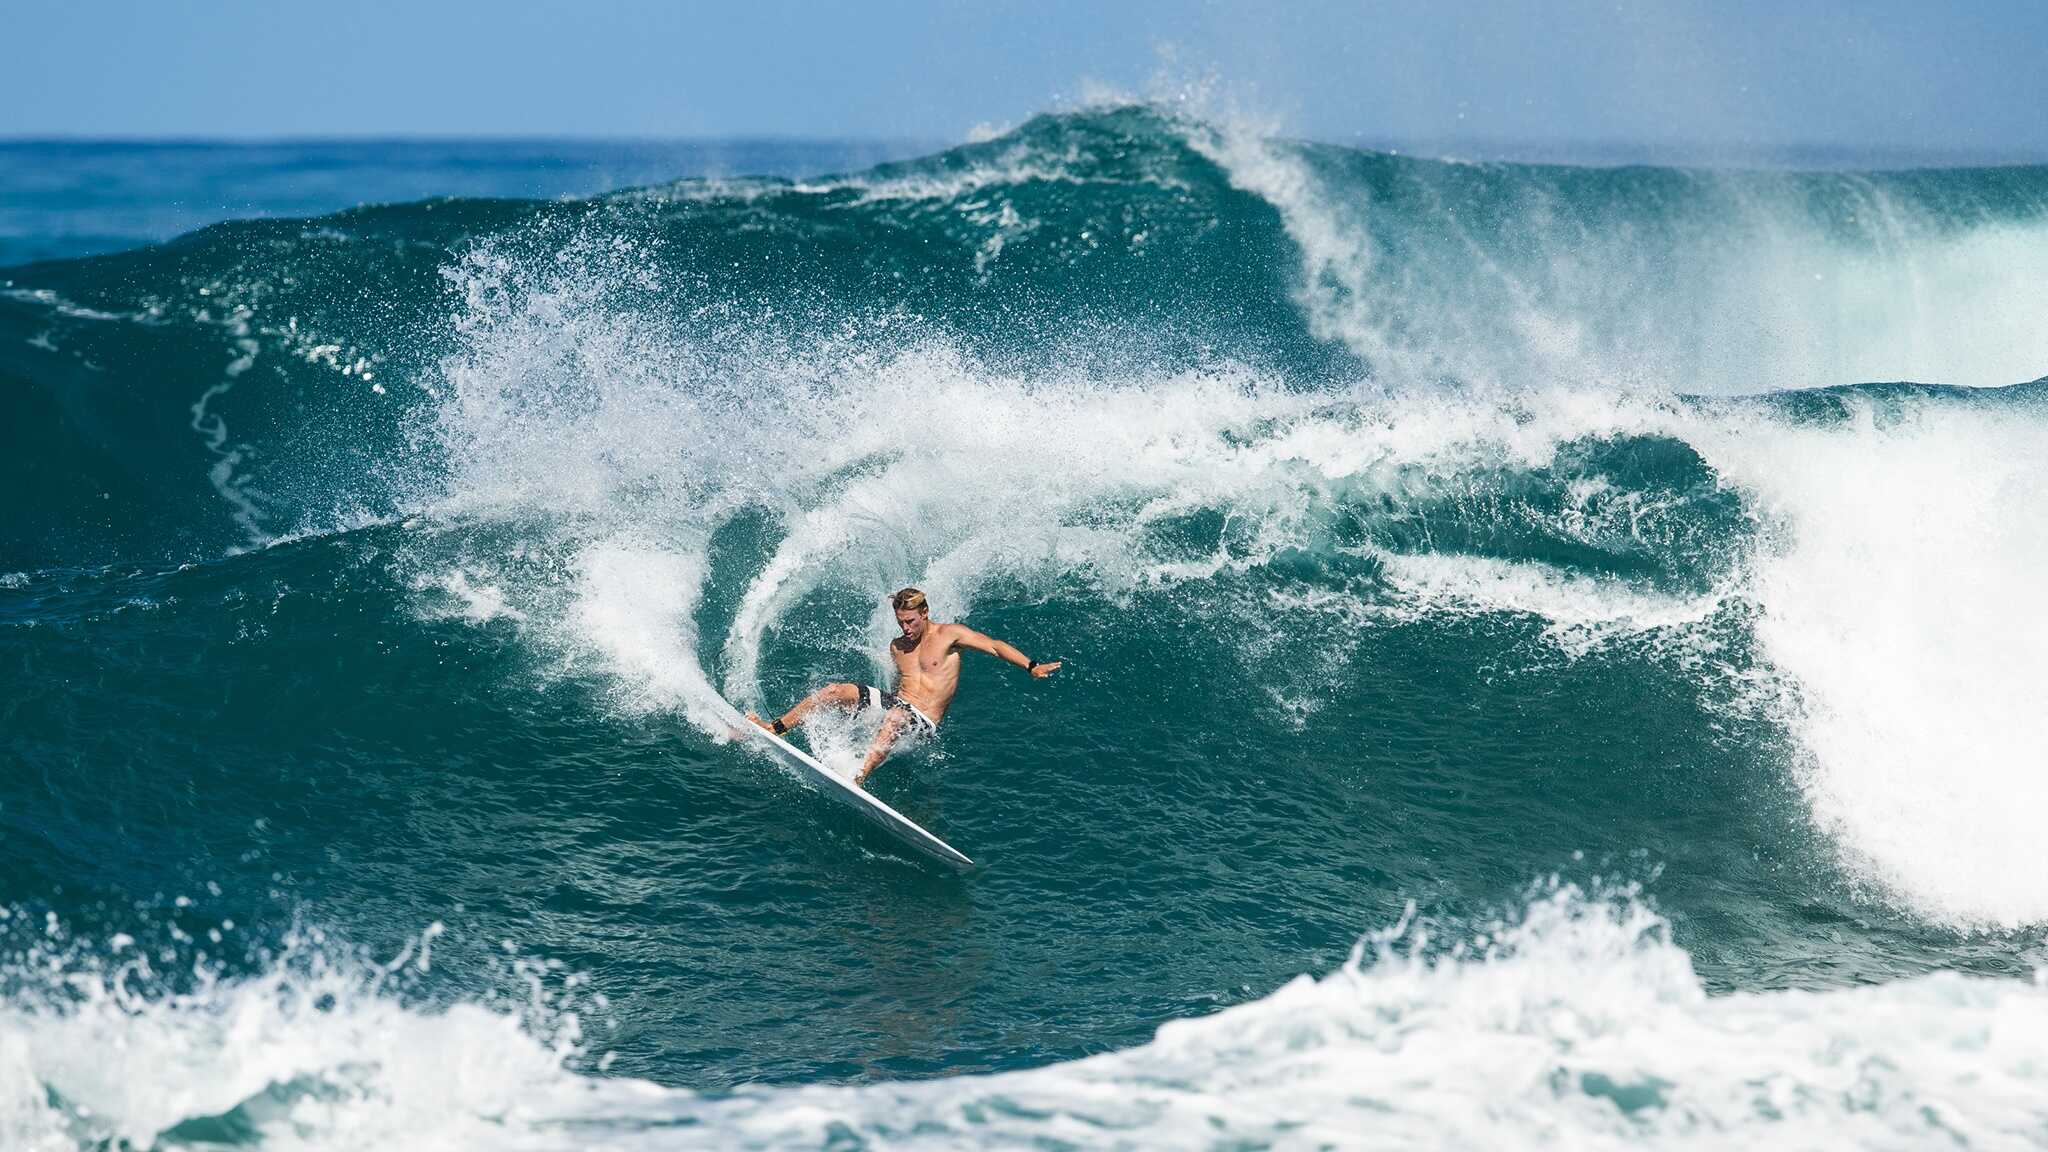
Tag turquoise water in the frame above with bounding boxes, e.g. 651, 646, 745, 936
5, 105, 2048, 1148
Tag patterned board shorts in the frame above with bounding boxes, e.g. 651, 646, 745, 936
858, 684, 938, 736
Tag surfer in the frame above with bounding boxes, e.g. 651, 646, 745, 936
747, 587, 1060, 784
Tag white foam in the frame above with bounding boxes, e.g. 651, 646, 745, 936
1185, 119, 2048, 393
637, 120, 1183, 212
1183, 117, 1400, 371
1379, 552, 1733, 657
0, 926, 654, 1152
0, 287, 141, 324
568, 540, 725, 731
10, 892, 2041, 1150
415, 568, 527, 624
687, 887, 2048, 1149
1690, 397, 2048, 929
185, 316, 267, 547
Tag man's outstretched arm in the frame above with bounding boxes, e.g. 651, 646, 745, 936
951, 625, 1060, 677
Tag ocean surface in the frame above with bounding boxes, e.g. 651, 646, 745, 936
4, 105, 2048, 1149
0, 138, 936, 267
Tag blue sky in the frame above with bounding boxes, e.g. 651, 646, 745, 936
6, 1, 2045, 158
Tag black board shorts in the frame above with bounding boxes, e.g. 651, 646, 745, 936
858, 684, 938, 737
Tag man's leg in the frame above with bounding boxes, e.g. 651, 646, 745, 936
855, 707, 911, 785
748, 682, 861, 734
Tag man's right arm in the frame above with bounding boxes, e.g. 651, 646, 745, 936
952, 624, 1059, 677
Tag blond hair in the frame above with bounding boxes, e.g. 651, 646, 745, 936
891, 586, 928, 614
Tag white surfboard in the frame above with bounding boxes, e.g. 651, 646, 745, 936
717, 699, 973, 870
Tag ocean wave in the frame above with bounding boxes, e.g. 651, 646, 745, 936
6, 105, 2048, 1124
9, 105, 2048, 565
413, 245, 2048, 927
6, 889, 2042, 1151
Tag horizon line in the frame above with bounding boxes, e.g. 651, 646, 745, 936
4, 130, 2045, 172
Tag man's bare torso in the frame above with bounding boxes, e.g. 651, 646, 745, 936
743, 593, 1056, 784
890, 622, 964, 723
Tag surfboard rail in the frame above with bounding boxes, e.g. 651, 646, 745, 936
716, 700, 974, 870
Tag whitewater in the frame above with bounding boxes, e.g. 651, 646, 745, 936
3, 104, 2047, 1149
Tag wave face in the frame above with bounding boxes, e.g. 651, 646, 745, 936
4, 106, 2048, 1148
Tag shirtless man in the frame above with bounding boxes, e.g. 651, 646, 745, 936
747, 587, 1060, 784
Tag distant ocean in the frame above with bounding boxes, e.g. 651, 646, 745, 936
4, 106, 2048, 1149
0, 137, 936, 266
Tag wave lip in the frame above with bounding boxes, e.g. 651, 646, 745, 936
10, 104, 2048, 568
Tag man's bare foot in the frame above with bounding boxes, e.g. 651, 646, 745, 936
733, 712, 781, 740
